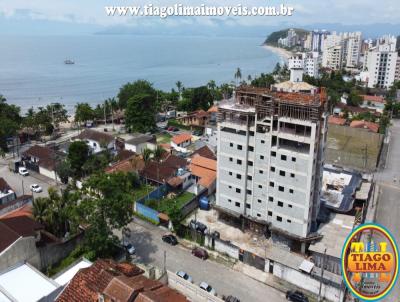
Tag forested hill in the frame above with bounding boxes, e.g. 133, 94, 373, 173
264, 28, 309, 45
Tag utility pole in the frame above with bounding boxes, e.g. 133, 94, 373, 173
111, 103, 115, 131
163, 250, 167, 273
318, 248, 327, 302
104, 102, 107, 127
21, 178, 24, 195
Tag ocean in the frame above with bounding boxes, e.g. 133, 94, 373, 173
0, 35, 282, 113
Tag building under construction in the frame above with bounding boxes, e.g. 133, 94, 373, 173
216, 84, 328, 252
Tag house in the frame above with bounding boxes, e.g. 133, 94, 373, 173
191, 145, 216, 160
349, 120, 380, 133
56, 259, 187, 302
140, 154, 187, 184
207, 105, 218, 124
171, 133, 192, 153
0, 262, 62, 302
0, 178, 16, 206
327, 116, 346, 126
105, 154, 145, 174
75, 129, 115, 154
360, 95, 386, 113
53, 258, 93, 286
189, 154, 217, 195
123, 133, 157, 154
0, 216, 44, 272
333, 103, 380, 118
176, 110, 209, 127
22, 145, 63, 181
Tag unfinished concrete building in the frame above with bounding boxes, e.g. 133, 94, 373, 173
216, 85, 328, 252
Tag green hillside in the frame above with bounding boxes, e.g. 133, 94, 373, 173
264, 28, 309, 46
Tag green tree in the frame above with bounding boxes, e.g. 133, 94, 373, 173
0, 96, 21, 152
32, 197, 48, 225
117, 80, 157, 109
347, 90, 363, 106
125, 93, 157, 132
142, 148, 153, 164
79, 172, 136, 257
75, 103, 95, 124
68, 141, 89, 178
56, 160, 72, 184
234, 68, 242, 86
251, 73, 276, 88
273, 62, 281, 75
176, 81, 183, 100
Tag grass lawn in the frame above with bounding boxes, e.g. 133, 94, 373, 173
145, 192, 195, 213
133, 185, 155, 201
156, 133, 172, 144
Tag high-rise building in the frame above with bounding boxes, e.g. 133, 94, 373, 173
364, 35, 398, 88
289, 52, 320, 78
216, 69, 328, 252
311, 30, 330, 52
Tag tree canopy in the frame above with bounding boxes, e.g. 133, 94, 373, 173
68, 141, 89, 178
0, 96, 21, 152
117, 80, 157, 109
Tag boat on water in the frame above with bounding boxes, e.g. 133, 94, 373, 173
64, 59, 75, 65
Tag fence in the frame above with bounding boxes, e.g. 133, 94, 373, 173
136, 184, 169, 204
135, 202, 160, 224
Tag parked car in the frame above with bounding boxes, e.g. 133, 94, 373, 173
223, 295, 241, 302
193, 130, 203, 136
199, 282, 216, 296
176, 271, 193, 283
162, 234, 178, 245
167, 126, 174, 131
189, 220, 207, 234
192, 247, 208, 260
18, 167, 29, 176
172, 127, 179, 132
286, 291, 309, 302
30, 184, 42, 193
125, 243, 136, 255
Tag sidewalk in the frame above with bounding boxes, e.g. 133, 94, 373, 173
365, 183, 379, 223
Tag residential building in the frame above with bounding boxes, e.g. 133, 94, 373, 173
22, 145, 64, 181
176, 110, 209, 127
328, 116, 346, 126
74, 129, 115, 154
216, 82, 328, 251
349, 120, 379, 133
288, 52, 319, 79
140, 154, 187, 185
278, 28, 298, 48
123, 133, 157, 154
171, 133, 192, 153
395, 52, 400, 81
191, 145, 216, 160
53, 258, 93, 286
105, 154, 145, 174
311, 30, 330, 52
207, 105, 218, 124
364, 35, 398, 88
56, 259, 188, 302
0, 262, 62, 302
0, 178, 16, 206
189, 154, 217, 195
303, 33, 312, 50
360, 95, 386, 112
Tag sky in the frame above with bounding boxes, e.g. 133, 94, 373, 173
0, 0, 399, 35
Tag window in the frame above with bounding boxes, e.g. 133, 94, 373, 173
258, 184, 263, 189
279, 170, 285, 177
287, 219, 292, 223
229, 157, 233, 162
260, 155, 264, 160
292, 157, 296, 162
289, 189, 294, 194
236, 174, 242, 179
257, 213, 261, 217
270, 167, 275, 172
269, 196, 274, 202
278, 201, 283, 207
246, 204, 251, 209
229, 171, 233, 176
228, 185, 232, 189
235, 202, 240, 207
268, 211, 272, 216
236, 188, 241, 193
247, 189, 252, 195
271, 151, 276, 157
247, 175, 252, 180
259, 170, 264, 174
248, 161, 253, 166
277, 216, 282, 222
290, 173, 295, 178
261, 140, 265, 144
278, 186, 284, 192
288, 204, 293, 208
281, 155, 287, 161
228, 199, 232, 203
258, 199, 262, 203
237, 145, 242, 150
270, 182, 274, 187
249, 146, 254, 152
237, 159, 242, 165
230, 143, 233, 147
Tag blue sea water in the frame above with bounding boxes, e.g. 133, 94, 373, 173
0, 35, 281, 113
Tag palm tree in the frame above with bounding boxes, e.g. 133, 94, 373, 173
247, 75, 252, 83
32, 197, 48, 225
234, 68, 242, 86
176, 81, 183, 100
153, 145, 165, 163
142, 148, 153, 165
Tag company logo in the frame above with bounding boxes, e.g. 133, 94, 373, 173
341, 223, 399, 301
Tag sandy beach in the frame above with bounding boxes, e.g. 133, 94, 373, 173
262, 44, 293, 62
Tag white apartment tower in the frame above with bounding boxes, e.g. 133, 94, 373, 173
216, 80, 328, 251
364, 36, 398, 88
289, 52, 320, 78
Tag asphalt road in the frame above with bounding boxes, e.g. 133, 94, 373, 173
123, 219, 287, 302
374, 119, 400, 302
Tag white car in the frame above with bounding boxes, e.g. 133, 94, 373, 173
30, 184, 42, 193
199, 282, 216, 296
176, 271, 193, 283
125, 243, 136, 255
18, 167, 29, 176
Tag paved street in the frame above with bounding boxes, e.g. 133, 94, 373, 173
123, 219, 287, 302
374, 119, 400, 302
0, 161, 59, 198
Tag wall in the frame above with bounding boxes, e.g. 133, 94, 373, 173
0, 196, 32, 217
135, 202, 160, 224
167, 270, 224, 302
0, 237, 41, 272
39, 166, 57, 181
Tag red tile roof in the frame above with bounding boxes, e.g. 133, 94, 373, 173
171, 133, 192, 145
191, 145, 216, 160
189, 155, 217, 189
140, 155, 187, 183
207, 105, 218, 113
76, 129, 114, 144
328, 116, 347, 126
105, 155, 145, 174
361, 95, 386, 104
190, 155, 216, 171
350, 120, 380, 133
23, 145, 55, 160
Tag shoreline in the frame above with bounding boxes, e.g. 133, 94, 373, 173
262, 44, 293, 62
